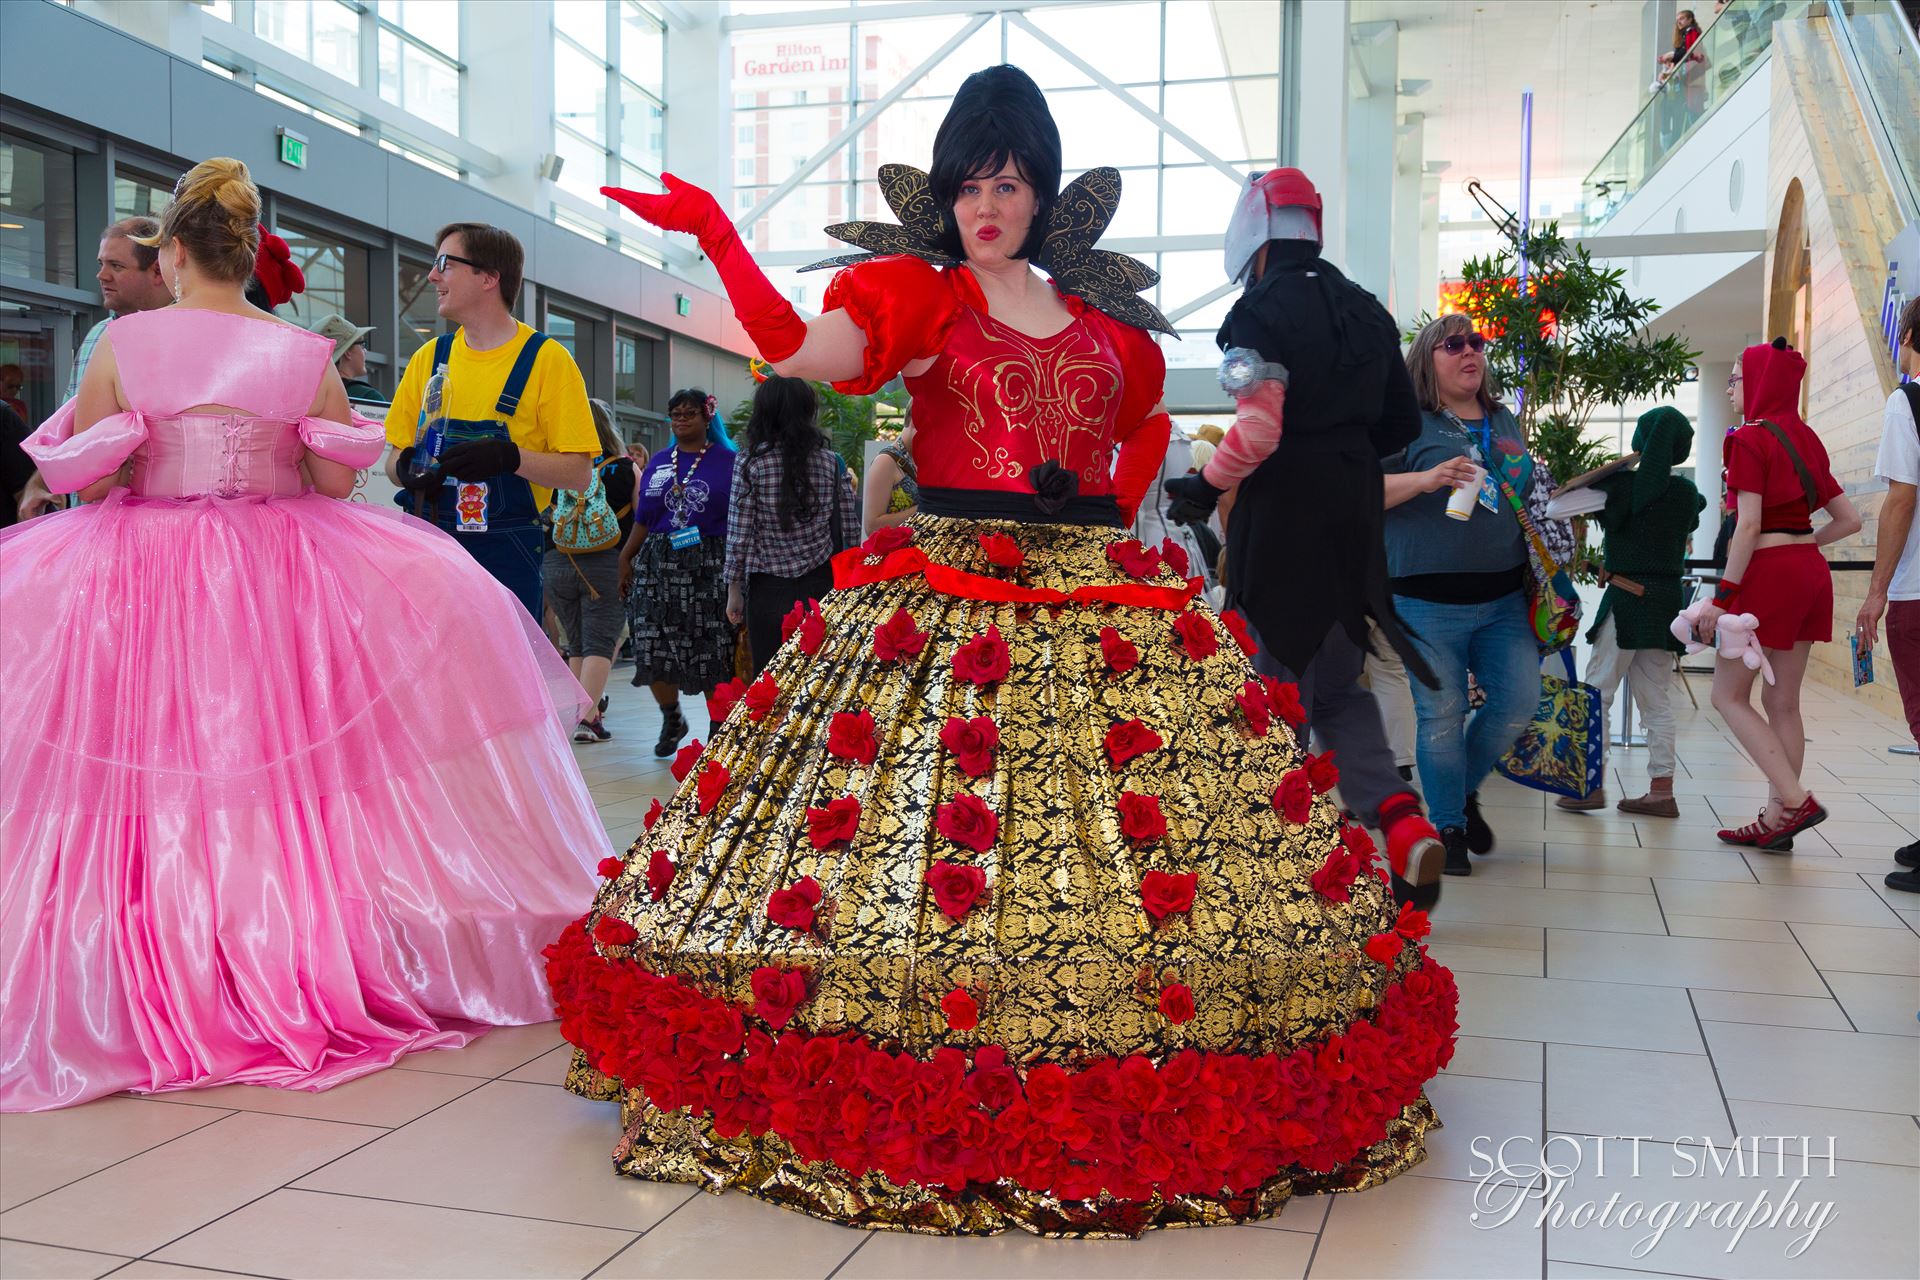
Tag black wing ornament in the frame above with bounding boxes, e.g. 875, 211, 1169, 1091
801, 164, 1174, 336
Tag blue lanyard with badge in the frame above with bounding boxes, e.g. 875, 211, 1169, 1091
665, 444, 706, 549
1442, 408, 1504, 514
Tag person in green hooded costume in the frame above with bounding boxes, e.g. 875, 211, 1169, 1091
1558, 406, 1705, 817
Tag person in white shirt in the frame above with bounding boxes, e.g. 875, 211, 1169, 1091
1855, 296, 1920, 891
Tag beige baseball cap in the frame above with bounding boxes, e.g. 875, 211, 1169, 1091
311, 314, 375, 363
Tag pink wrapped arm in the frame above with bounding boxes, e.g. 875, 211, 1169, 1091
298, 412, 386, 468
1200, 379, 1285, 488
23, 402, 149, 494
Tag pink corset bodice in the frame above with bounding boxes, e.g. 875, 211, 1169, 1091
21, 309, 386, 494
130, 414, 310, 499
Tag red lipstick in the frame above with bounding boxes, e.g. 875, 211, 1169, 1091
976, 226, 1001, 242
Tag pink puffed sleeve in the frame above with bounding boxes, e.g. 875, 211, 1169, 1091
297, 410, 386, 468
23, 401, 149, 494
820, 256, 964, 394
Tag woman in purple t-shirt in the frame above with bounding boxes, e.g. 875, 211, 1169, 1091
618, 388, 737, 756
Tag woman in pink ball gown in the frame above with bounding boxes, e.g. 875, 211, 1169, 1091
0, 158, 608, 1112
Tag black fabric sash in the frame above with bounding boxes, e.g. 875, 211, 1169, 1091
916, 486, 1124, 527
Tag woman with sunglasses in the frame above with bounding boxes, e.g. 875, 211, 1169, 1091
1384, 315, 1554, 875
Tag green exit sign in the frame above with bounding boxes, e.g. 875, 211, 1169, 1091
277, 127, 308, 169
675, 293, 692, 317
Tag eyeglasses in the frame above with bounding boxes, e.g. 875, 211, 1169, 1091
1440, 333, 1489, 354
432, 252, 480, 274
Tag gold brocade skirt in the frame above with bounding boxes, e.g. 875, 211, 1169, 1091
548, 514, 1457, 1237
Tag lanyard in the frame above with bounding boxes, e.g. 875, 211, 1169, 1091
668, 444, 707, 496
1441, 408, 1495, 467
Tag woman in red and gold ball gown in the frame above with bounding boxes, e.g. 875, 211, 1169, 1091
545, 65, 1457, 1237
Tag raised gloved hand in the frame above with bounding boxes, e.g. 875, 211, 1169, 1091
1165, 472, 1225, 526
603, 175, 809, 363
394, 447, 443, 494
438, 438, 521, 481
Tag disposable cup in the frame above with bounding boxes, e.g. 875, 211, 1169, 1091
1445, 464, 1486, 520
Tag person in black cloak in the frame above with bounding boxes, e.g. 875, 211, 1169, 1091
1166, 168, 1446, 909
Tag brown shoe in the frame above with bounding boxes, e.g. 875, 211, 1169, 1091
1556, 789, 1607, 811
1617, 792, 1680, 818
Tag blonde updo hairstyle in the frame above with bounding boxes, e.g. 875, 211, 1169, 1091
134, 157, 261, 284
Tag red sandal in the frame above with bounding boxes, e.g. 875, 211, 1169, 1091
1761, 794, 1826, 850
1718, 810, 1778, 848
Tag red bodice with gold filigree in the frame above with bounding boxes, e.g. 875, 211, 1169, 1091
821, 256, 1166, 502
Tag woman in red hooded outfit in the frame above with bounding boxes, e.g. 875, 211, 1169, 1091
1695, 339, 1860, 849
543, 65, 1457, 1237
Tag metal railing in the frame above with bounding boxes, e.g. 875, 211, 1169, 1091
1582, 0, 1813, 231
1827, 0, 1920, 224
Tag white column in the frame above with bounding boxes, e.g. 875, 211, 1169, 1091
1388, 119, 1425, 326
1293, 0, 1351, 265
1693, 360, 1734, 556
464, 0, 551, 215
1344, 20, 1398, 300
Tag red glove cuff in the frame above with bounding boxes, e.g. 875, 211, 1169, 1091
1712, 579, 1741, 609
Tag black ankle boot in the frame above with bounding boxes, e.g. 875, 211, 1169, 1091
653, 703, 688, 758
1464, 792, 1494, 854
1442, 826, 1472, 876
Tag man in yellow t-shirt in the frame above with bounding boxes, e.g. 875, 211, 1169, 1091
384, 221, 595, 617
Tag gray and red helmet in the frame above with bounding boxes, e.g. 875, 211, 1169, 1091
1224, 167, 1323, 283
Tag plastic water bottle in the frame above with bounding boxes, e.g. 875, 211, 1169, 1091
409, 362, 451, 481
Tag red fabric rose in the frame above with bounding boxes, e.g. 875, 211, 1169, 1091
1220, 609, 1259, 657
940, 987, 979, 1031
744, 675, 780, 722
806, 795, 862, 848
925, 862, 988, 920
1159, 982, 1196, 1024
750, 965, 809, 1029
1104, 719, 1163, 771
1310, 849, 1361, 903
1274, 768, 1313, 825
706, 678, 747, 724
696, 761, 730, 814
795, 602, 827, 655
1393, 902, 1432, 941
1262, 676, 1307, 728
670, 739, 703, 783
1158, 538, 1191, 577
827, 709, 879, 766
643, 797, 664, 831
1305, 750, 1339, 795
978, 532, 1025, 569
1173, 611, 1218, 661
593, 914, 638, 947
863, 525, 915, 556
873, 608, 929, 662
951, 625, 1012, 686
935, 792, 998, 853
939, 715, 1000, 777
1140, 869, 1198, 921
1117, 791, 1168, 843
645, 849, 675, 901
767, 876, 823, 932
1364, 932, 1405, 965
1236, 680, 1272, 736
1105, 539, 1164, 579
1099, 625, 1140, 675
1340, 823, 1377, 860
597, 856, 625, 879
780, 600, 807, 643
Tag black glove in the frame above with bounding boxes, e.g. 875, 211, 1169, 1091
394, 447, 443, 494
438, 438, 521, 481
1164, 472, 1225, 527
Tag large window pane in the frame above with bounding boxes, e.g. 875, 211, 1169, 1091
396, 255, 443, 364
381, 0, 458, 59
255, 0, 310, 60
619, 81, 665, 175
1162, 79, 1279, 165
0, 133, 77, 286
1002, 23, 1095, 91
732, 26, 853, 104
547, 309, 596, 388
555, 40, 608, 144
555, 0, 606, 59
1048, 87, 1164, 172
614, 332, 640, 406
310, 0, 359, 83
1030, 4, 1161, 83
553, 126, 608, 203
855, 15, 986, 99
858, 97, 950, 173
1159, 165, 1244, 235
113, 171, 173, 221
1167, 3, 1279, 79
402, 41, 460, 132
619, 3, 664, 97
276, 222, 370, 332
738, 184, 853, 255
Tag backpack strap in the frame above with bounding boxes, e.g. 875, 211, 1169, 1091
1755, 418, 1822, 513
494, 331, 548, 418
432, 331, 455, 370
1899, 383, 1920, 442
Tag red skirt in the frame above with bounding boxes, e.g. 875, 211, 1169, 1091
1743, 543, 1832, 649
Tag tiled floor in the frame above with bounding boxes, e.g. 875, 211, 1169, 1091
3, 671, 1915, 1280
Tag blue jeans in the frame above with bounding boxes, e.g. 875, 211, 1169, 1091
1393, 590, 1541, 831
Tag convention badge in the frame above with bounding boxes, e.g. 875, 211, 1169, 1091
455, 482, 490, 532
1477, 472, 1502, 512
1851, 633, 1875, 687
669, 525, 702, 550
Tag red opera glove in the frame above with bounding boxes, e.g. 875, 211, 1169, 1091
1110, 410, 1172, 526
1202, 380, 1286, 489
603, 175, 808, 363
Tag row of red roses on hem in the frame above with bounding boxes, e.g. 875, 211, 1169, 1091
545, 918, 1459, 1201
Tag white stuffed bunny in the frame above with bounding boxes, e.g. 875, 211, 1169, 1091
1671, 599, 1775, 685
